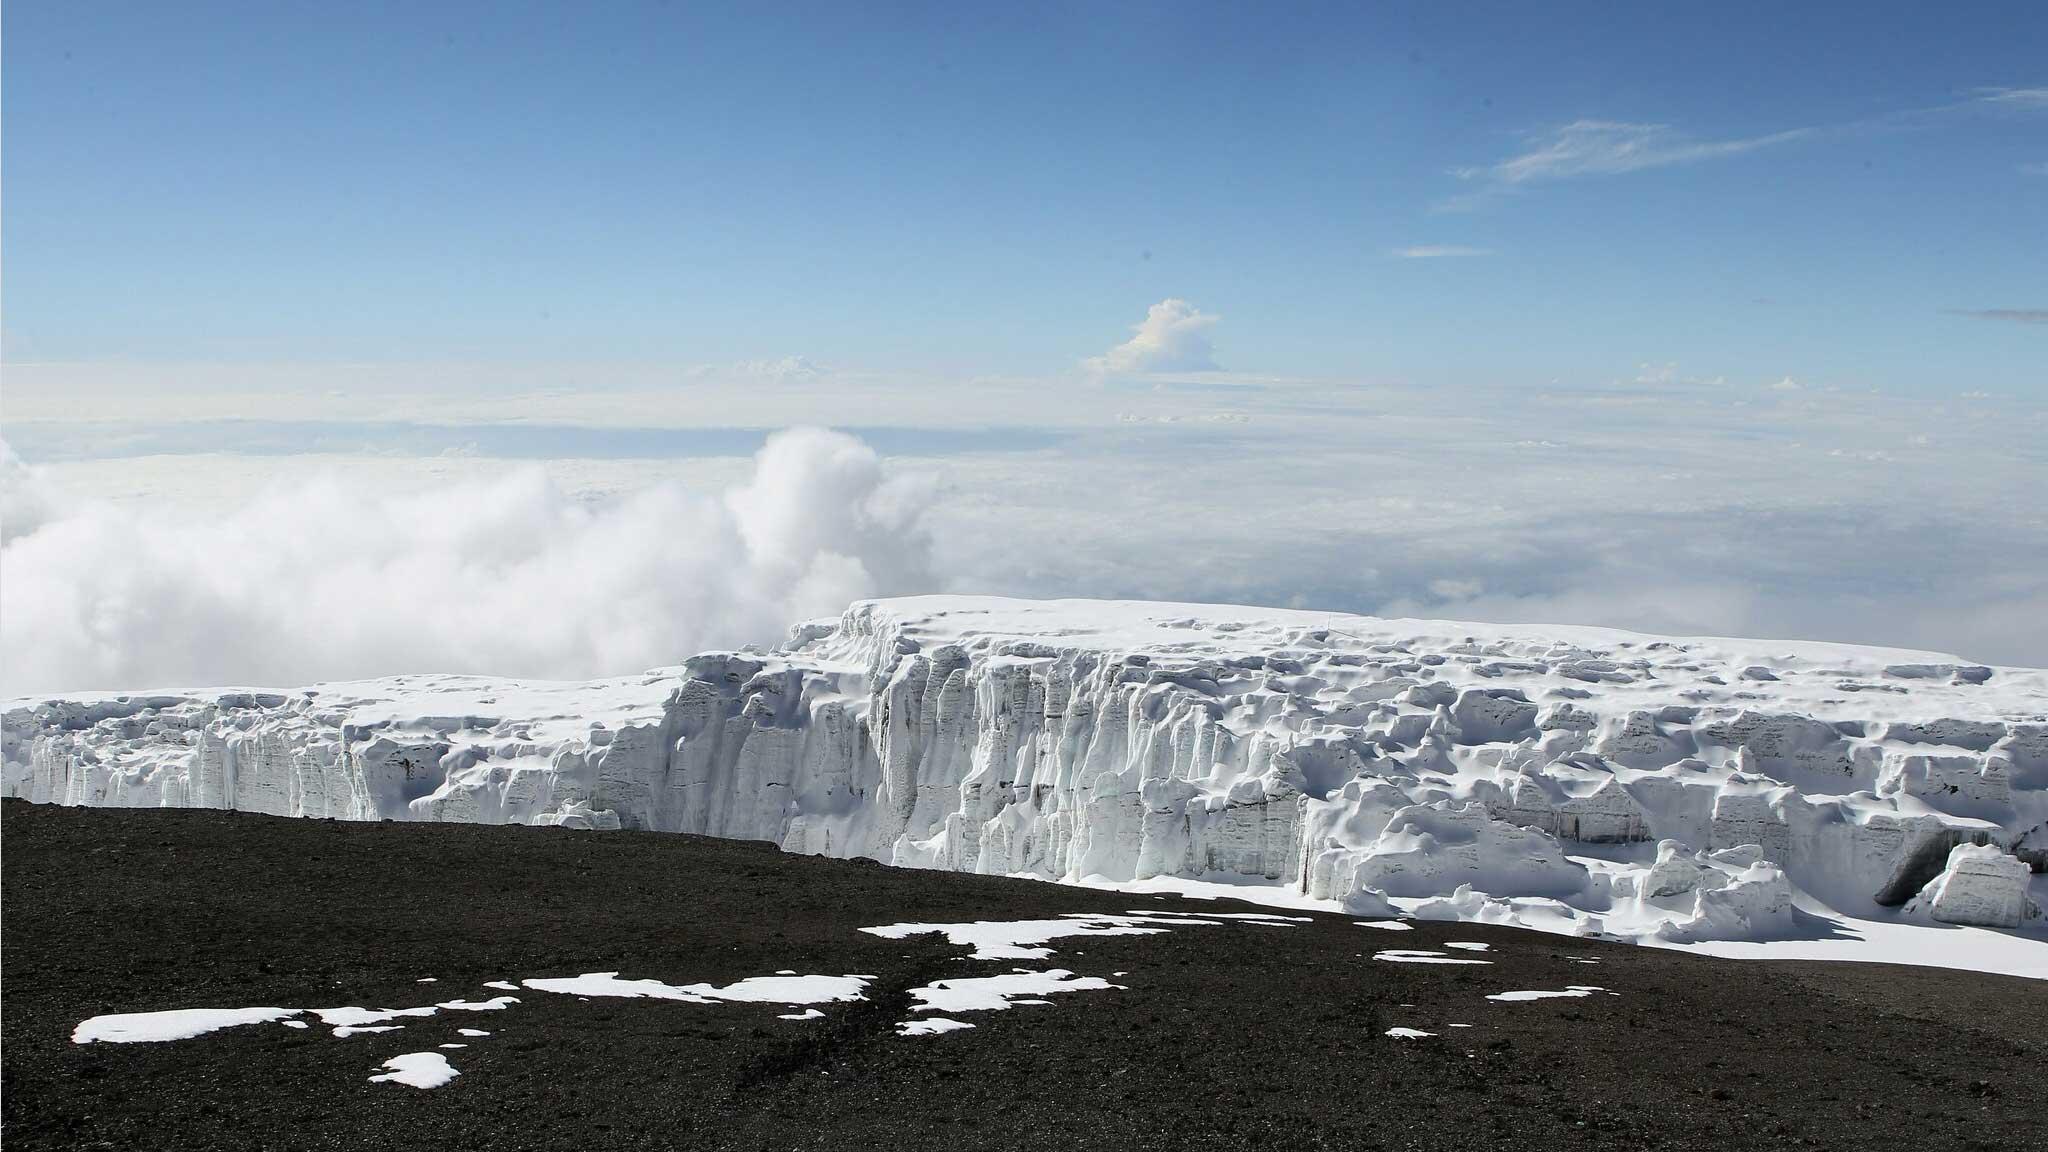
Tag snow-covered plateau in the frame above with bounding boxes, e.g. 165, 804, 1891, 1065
8, 596, 2046, 975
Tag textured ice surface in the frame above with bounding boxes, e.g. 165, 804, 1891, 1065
368, 1052, 458, 1089
1909, 843, 2034, 928
11, 595, 2046, 973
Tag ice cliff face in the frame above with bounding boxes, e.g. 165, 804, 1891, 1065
8, 596, 2045, 944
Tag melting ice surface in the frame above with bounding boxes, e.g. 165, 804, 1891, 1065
369, 1052, 459, 1089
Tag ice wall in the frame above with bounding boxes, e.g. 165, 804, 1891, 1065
8, 596, 2045, 941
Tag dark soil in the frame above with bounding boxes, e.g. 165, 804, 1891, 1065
4, 799, 2043, 1151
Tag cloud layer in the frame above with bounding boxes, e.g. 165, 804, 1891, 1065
0, 429, 932, 695
5, 354, 2044, 694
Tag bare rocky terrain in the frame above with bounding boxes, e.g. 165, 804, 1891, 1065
4, 800, 2043, 1151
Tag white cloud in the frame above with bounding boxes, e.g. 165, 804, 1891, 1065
1084, 299, 1220, 374
1391, 245, 1493, 259
1, 439, 64, 545
1462, 120, 1809, 186
6, 360, 2045, 690
1979, 86, 2048, 109
0, 429, 933, 695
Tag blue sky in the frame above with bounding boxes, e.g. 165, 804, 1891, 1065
5, 3, 2048, 689
6, 0, 2043, 389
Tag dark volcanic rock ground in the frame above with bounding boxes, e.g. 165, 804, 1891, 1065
4, 799, 2044, 1151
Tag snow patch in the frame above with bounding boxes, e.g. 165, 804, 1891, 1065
73, 1007, 300, 1044
1374, 950, 1493, 966
907, 970, 1119, 1014
1486, 986, 1612, 1002
897, 1017, 975, 1036
369, 1052, 459, 1089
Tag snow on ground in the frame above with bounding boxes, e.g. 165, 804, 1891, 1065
905, 971, 1120, 1015
10, 595, 2046, 977
897, 1018, 974, 1036
71, 1007, 300, 1044
1374, 950, 1494, 966
368, 1052, 459, 1089
69, 913, 1308, 1086
860, 913, 1239, 960
518, 973, 869, 1005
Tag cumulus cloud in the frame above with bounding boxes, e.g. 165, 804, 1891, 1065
0, 428, 932, 695
1085, 299, 1220, 374
1, 439, 64, 545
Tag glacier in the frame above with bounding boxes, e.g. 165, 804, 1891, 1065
8, 595, 2046, 970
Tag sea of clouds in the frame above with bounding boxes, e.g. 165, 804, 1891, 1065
2, 353, 2043, 696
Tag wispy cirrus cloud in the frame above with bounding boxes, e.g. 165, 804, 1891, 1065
1463, 120, 1811, 186
1947, 308, 2048, 325
1977, 86, 2048, 109
1390, 245, 1493, 259
1441, 85, 2047, 210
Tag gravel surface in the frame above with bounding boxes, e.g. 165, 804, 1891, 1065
5, 799, 2044, 1151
